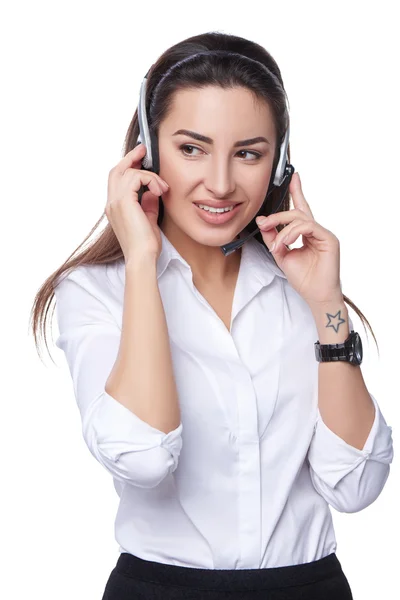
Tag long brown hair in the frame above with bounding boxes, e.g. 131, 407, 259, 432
30, 31, 378, 362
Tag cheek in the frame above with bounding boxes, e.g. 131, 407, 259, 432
160, 168, 196, 202
158, 152, 174, 181
159, 153, 191, 190
246, 177, 270, 204
242, 171, 273, 215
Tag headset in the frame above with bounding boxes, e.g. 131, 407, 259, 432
135, 52, 295, 256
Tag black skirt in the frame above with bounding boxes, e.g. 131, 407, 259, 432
101, 551, 353, 599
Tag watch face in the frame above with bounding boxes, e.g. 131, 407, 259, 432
353, 332, 363, 364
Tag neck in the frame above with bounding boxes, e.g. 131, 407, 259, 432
160, 220, 243, 285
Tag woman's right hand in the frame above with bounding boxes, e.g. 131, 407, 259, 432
105, 143, 169, 263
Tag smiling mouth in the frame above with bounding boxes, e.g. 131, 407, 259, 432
193, 201, 243, 223
194, 201, 243, 209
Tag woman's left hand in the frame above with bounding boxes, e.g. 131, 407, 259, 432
255, 172, 343, 307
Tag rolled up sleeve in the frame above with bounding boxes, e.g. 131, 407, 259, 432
53, 267, 183, 488
307, 392, 394, 513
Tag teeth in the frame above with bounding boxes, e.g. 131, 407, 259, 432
197, 204, 235, 213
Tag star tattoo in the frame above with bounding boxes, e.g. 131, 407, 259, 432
325, 310, 346, 333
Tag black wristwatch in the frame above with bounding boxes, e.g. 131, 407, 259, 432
314, 330, 363, 366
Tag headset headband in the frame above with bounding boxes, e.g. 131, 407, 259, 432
137, 50, 290, 186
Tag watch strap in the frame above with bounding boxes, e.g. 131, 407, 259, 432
314, 331, 355, 363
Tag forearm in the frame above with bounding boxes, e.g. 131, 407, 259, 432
309, 296, 376, 451
105, 256, 181, 434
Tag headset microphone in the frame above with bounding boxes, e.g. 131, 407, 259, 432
220, 147, 294, 256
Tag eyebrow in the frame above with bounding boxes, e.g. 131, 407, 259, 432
172, 129, 270, 147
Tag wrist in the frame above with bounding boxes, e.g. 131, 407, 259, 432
309, 296, 350, 344
125, 253, 158, 273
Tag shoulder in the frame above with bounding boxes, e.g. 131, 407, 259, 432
53, 260, 125, 326
54, 260, 124, 300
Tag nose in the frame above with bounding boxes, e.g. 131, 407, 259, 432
204, 155, 236, 198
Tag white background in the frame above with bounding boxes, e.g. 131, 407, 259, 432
2, 1, 398, 598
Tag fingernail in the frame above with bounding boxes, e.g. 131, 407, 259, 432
270, 241, 276, 252
256, 216, 267, 226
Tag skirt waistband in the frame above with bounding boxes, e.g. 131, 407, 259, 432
115, 552, 344, 592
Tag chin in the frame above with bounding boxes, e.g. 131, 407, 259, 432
188, 227, 243, 247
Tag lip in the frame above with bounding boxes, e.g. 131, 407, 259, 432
194, 202, 242, 224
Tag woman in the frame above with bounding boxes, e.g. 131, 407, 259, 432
31, 31, 393, 599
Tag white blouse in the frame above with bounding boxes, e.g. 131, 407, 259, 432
54, 228, 394, 569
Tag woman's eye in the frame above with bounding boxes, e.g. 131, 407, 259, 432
179, 144, 262, 161
237, 150, 262, 160
179, 144, 201, 157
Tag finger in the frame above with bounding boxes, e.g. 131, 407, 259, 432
258, 222, 279, 251
125, 169, 168, 196
114, 143, 148, 175
256, 209, 308, 229
289, 172, 314, 219
141, 190, 161, 225
267, 220, 300, 252
255, 220, 290, 257
116, 164, 169, 196
274, 220, 326, 253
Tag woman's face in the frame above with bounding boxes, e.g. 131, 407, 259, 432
157, 85, 277, 246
